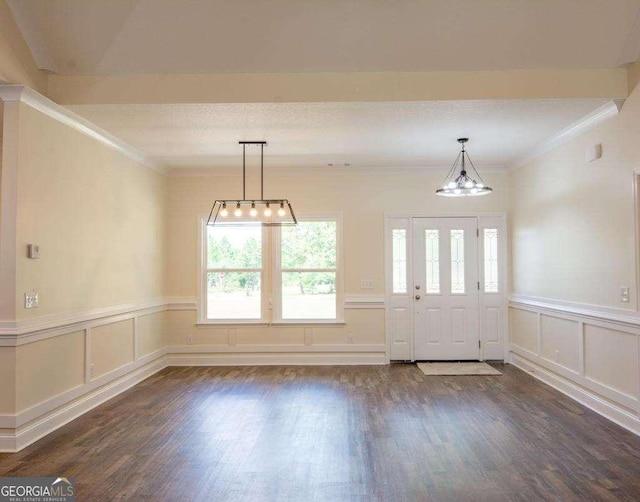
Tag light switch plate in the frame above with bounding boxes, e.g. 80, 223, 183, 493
27, 244, 40, 259
360, 279, 374, 290
621, 286, 630, 302
25, 292, 39, 308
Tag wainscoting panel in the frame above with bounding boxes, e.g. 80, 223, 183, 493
0, 296, 388, 452
0, 348, 16, 415
0, 300, 168, 452
509, 296, 640, 436
91, 319, 135, 379
137, 311, 168, 358
16, 330, 85, 413
584, 324, 638, 398
540, 314, 580, 373
509, 307, 538, 353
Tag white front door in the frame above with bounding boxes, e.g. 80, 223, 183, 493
413, 217, 480, 360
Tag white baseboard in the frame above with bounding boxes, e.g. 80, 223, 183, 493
510, 352, 640, 437
166, 352, 386, 366
0, 356, 166, 453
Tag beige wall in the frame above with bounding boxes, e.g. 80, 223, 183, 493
508, 64, 640, 429
166, 170, 507, 344
0, 97, 168, 444
509, 84, 640, 308
168, 171, 507, 297
14, 102, 166, 320
0, 0, 46, 93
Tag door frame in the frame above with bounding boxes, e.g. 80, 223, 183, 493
384, 213, 508, 363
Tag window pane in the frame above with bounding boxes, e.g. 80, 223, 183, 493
484, 228, 499, 293
392, 229, 407, 293
207, 272, 261, 319
207, 226, 262, 269
282, 221, 336, 269
451, 229, 465, 294
425, 229, 440, 294
282, 272, 336, 319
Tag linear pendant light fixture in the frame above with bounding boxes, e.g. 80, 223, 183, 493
436, 138, 492, 197
207, 141, 297, 226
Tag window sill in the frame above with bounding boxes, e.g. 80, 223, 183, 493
195, 321, 270, 327
195, 321, 346, 327
270, 321, 346, 326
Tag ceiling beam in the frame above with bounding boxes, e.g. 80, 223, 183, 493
5, 0, 56, 73
618, 6, 640, 66
47, 68, 628, 106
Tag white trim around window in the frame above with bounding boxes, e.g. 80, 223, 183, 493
197, 212, 344, 325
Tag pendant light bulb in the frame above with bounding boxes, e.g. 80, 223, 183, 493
207, 141, 298, 226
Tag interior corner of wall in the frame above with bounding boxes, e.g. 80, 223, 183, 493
627, 61, 640, 96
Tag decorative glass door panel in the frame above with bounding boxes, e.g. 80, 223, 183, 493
413, 218, 479, 360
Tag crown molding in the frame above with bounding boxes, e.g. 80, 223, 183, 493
167, 164, 509, 177
0, 85, 166, 175
510, 99, 625, 171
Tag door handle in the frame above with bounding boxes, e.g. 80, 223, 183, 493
415, 295, 421, 300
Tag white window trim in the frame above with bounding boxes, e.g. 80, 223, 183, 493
273, 212, 344, 323
197, 214, 270, 324
197, 212, 344, 325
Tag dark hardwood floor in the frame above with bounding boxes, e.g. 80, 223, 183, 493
1, 364, 640, 501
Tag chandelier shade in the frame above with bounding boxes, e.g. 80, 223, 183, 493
207, 142, 297, 226
436, 138, 492, 197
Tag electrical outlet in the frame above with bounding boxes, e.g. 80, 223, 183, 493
621, 287, 629, 303
25, 292, 39, 308
187, 335, 194, 345
90, 363, 95, 378
347, 334, 354, 344
360, 279, 374, 290
555, 350, 560, 363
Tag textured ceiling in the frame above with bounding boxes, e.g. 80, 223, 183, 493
68, 99, 610, 169
16, 0, 640, 75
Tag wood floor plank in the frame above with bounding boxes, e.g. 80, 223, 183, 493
1, 364, 640, 501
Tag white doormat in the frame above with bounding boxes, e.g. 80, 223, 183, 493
416, 362, 502, 376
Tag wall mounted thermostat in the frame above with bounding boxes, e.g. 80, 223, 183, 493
27, 244, 41, 259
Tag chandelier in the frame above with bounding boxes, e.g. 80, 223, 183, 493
207, 141, 297, 226
436, 138, 492, 197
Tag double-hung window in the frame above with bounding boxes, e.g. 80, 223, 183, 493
200, 213, 342, 323
277, 217, 340, 321
204, 224, 265, 321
